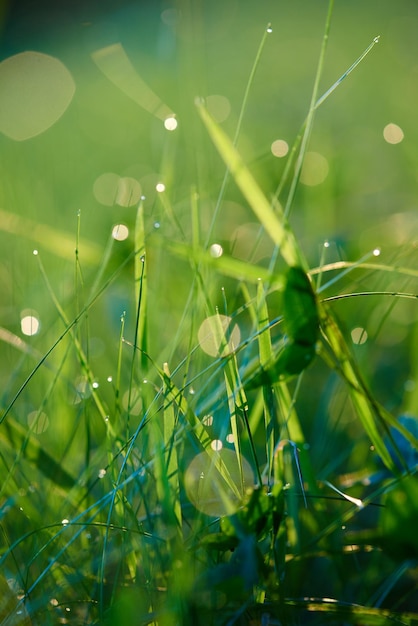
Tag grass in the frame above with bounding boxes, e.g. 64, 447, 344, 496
1, 1, 418, 624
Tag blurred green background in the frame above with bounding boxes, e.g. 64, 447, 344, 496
1, 0, 418, 468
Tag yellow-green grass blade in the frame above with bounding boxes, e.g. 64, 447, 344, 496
319, 305, 398, 472
196, 102, 302, 269
162, 363, 182, 531
256, 279, 275, 483
0, 208, 101, 265
163, 237, 282, 287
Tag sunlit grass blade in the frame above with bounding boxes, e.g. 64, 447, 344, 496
34, 253, 115, 436
319, 306, 398, 472
134, 201, 147, 362
163, 237, 281, 286
196, 101, 302, 268
255, 279, 275, 484
0, 208, 101, 265
283, 598, 418, 625
0, 418, 77, 493
0, 247, 140, 429
162, 362, 182, 531
91, 43, 175, 121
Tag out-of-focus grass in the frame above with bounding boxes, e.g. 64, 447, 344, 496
0, 1, 418, 624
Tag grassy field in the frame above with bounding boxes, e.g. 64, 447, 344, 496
0, 0, 418, 624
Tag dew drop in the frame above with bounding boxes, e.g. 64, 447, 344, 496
62, 519, 69, 526
33, 249, 38, 256
107, 376, 113, 383
141, 195, 146, 201
92, 381, 99, 389
156, 182, 165, 193
266, 23, 273, 33
98, 468, 106, 479
373, 35, 380, 44
210, 243, 223, 258
154, 221, 160, 229
372, 248, 381, 257
164, 115, 178, 131
324, 240, 330, 248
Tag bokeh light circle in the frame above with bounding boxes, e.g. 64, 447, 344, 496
184, 448, 254, 517
383, 123, 404, 145
300, 151, 329, 186
93, 173, 141, 207
198, 314, 240, 357
21, 313, 40, 336
27, 411, 49, 434
271, 139, 289, 158
0, 51, 75, 141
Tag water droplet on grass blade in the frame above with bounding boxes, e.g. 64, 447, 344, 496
210, 243, 223, 258
266, 23, 273, 33
164, 115, 178, 131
